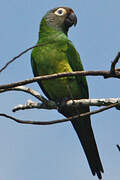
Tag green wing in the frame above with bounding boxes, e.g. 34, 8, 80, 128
66, 40, 89, 98
31, 48, 52, 100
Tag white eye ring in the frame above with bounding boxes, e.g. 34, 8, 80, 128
54, 8, 67, 16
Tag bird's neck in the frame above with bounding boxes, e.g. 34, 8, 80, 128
39, 18, 68, 41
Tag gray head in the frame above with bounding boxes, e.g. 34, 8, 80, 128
41, 7, 77, 35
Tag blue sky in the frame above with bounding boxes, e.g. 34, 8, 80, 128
0, 0, 120, 179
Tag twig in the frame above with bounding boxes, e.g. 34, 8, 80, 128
117, 144, 120, 152
0, 70, 120, 90
0, 45, 38, 73
0, 42, 54, 73
110, 52, 120, 74
1, 85, 120, 112
0, 86, 48, 103
0, 86, 57, 111
0, 102, 119, 125
12, 97, 120, 112
13, 99, 57, 112
0, 43, 119, 76
64, 98, 120, 107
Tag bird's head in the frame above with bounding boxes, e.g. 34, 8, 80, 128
40, 7, 77, 35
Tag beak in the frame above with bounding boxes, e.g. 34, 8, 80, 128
69, 13, 77, 26
65, 12, 77, 28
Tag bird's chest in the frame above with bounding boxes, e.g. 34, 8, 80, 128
37, 47, 80, 101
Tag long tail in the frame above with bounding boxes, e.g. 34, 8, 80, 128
71, 116, 104, 179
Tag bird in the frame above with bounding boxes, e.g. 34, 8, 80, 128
31, 7, 104, 179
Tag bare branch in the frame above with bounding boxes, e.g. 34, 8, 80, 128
0, 86, 48, 103
1, 85, 120, 112
12, 97, 120, 112
65, 98, 120, 107
110, 52, 120, 74
0, 102, 120, 125
0, 70, 120, 90
2, 85, 119, 113
0, 51, 120, 89
0, 45, 120, 126
0, 43, 119, 78
117, 144, 120, 152
0, 86, 57, 111
0, 42, 54, 73
13, 99, 57, 112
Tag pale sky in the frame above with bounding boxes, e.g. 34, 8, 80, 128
0, 0, 120, 180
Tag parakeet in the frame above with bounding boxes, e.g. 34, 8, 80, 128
31, 7, 104, 179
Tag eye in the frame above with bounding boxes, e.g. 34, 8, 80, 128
54, 8, 67, 16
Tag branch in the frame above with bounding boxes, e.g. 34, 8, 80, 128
2, 85, 119, 112
110, 52, 120, 74
117, 144, 120, 152
12, 97, 120, 112
0, 41, 119, 76
64, 98, 120, 107
0, 51, 120, 90
0, 70, 120, 90
0, 85, 48, 103
0, 86, 57, 111
0, 42, 55, 73
13, 99, 57, 112
0, 102, 120, 125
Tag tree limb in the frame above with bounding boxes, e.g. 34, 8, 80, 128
0, 41, 119, 77
0, 39, 119, 76
0, 44, 120, 127
2, 86, 120, 112
13, 99, 57, 112
0, 42, 54, 73
117, 144, 120, 152
0, 102, 120, 125
110, 52, 120, 74
0, 70, 120, 90
0, 86, 48, 103
0, 51, 119, 90
12, 97, 120, 112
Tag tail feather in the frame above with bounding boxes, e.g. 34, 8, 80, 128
58, 105, 104, 179
71, 116, 104, 179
